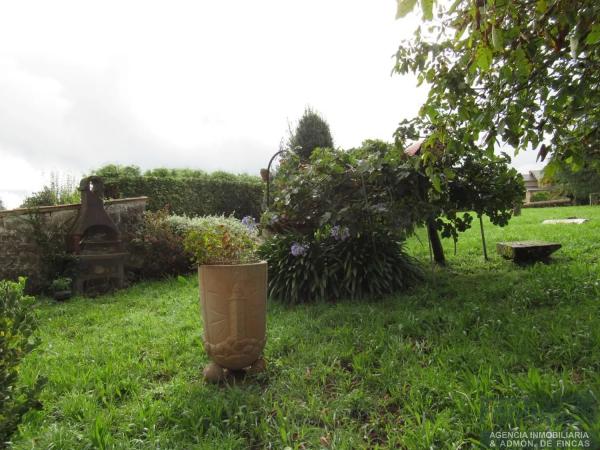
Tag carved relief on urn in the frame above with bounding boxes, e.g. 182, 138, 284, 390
199, 261, 267, 381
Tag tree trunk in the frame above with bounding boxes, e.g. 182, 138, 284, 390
479, 215, 488, 261
427, 218, 446, 265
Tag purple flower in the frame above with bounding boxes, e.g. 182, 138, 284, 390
330, 225, 350, 241
241, 216, 257, 232
290, 242, 309, 256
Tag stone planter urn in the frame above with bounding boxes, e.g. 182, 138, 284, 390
198, 261, 268, 382
52, 290, 72, 301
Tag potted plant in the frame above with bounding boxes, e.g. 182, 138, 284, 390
184, 215, 267, 382
50, 277, 72, 301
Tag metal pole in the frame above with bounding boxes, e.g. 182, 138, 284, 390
265, 149, 285, 207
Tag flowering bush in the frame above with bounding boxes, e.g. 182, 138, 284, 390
183, 215, 260, 265
258, 231, 422, 304
127, 212, 262, 278
127, 210, 195, 279
330, 225, 350, 241
260, 141, 426, 303
265, 142, 427, 237
290, 242, 309, 257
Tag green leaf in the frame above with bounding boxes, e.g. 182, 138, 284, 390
319, 211, 332, 226
491, 26, 504, 51
476, 45, 493, 71
543, 159, 559, 179
396, 0, 418, 19
585, 24, 600, 45
570, 35, 578, 58
448, 0, 461, 14
431, 174, 442, 192
535, 0, 547, 14
443, 168, 456, 180
420, 0, 433, 20
513, 47, 531, 79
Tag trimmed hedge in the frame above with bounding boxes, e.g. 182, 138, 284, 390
523, 198, 572, 208
104, 174, 264, 218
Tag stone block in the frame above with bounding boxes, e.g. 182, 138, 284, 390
542, 218, 588, 224
497, 241, 562, 262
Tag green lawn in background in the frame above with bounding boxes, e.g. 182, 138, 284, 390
12, 206, 600, 449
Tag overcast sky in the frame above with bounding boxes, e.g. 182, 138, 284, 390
0, 0, 541, 209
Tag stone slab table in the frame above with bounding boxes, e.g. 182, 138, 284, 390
496, 241, 562, 263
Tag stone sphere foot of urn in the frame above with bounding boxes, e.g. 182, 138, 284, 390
247, 357, 267, 375
203, 362, 226, 383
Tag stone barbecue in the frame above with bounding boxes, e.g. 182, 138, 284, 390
68, 176, 127, 295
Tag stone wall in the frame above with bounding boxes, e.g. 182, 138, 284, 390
0, 197, 147, 291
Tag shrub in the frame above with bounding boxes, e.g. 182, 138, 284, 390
49, 277, 72, 293
548, 162, 600, 205
262, 142, 426, 303
289, 107, 334, 161
267, 143, 426, 237
22, 211, 77, 294
183, 216, 260, 265
258, 230, 423, 304
530, 191, 552, 202
127, 212, 262, 278
126, 210, 195, 280
0, 278, 44, 446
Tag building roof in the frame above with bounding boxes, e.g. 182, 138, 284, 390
522, 172, 536, 182
521, 169, 545, 183
403, 140, 424, 157
530, 169, 544, 181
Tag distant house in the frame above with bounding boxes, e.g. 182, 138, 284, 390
522, 170, 551, 202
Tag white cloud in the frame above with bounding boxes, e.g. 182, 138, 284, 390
0, 0, 541, 209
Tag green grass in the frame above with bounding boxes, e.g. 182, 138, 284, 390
12, 206, 600, 449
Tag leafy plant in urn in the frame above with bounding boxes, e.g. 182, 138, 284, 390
183, 215, 267, 382
50, 277, 73, 301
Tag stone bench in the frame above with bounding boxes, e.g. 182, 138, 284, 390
496, 241, 562, 263
542, 218, 588, 224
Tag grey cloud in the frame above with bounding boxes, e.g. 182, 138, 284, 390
0, 57, 271, 178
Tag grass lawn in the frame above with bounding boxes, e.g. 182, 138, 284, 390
12, 206, 600, 449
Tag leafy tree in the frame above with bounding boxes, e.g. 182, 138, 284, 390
20, 173, 80, 208
20, 188, 56, 208
0, 197, 5, 211
289, 107, 334, 161
91, 164, 141, 179
432, 150, 524, 262
394, 0, 600, 180
547, 159, 600, 204
399, 139, 523, 264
